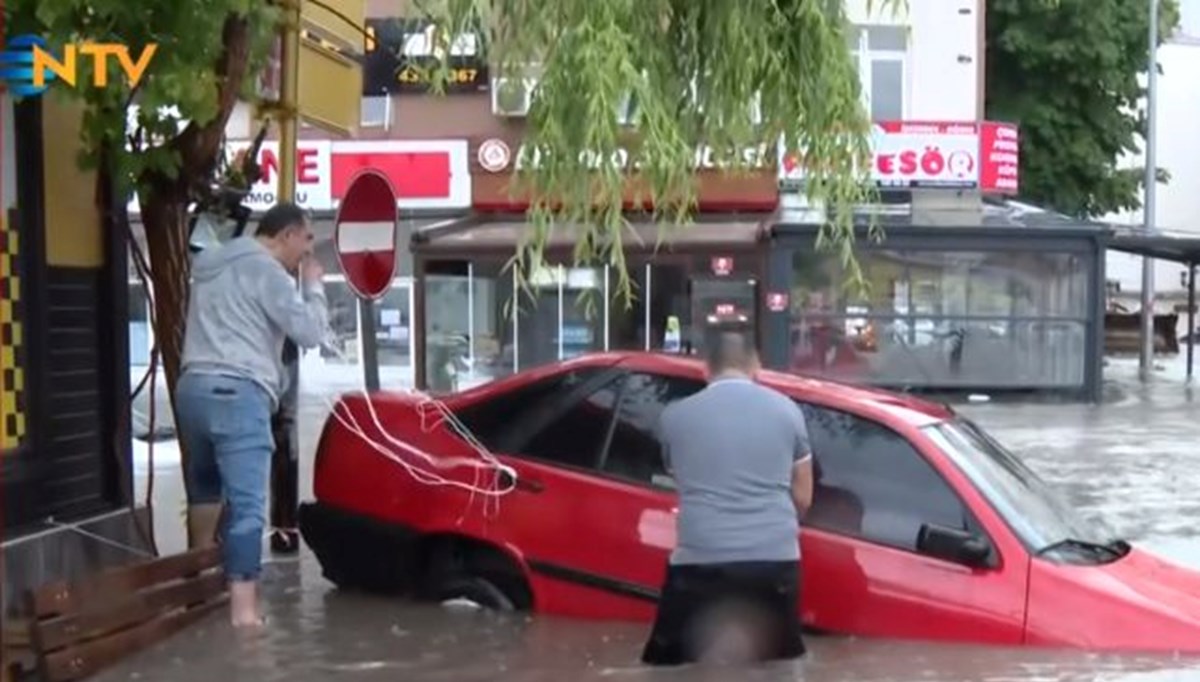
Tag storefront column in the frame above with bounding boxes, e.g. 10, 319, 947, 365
643, 263, 652, 351
413, 257, 427, 390
1084, 235, 1107, 402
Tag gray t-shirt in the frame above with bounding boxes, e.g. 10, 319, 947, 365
657, 377, 811, 565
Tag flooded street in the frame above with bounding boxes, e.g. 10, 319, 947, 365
108, 358, 1200, 682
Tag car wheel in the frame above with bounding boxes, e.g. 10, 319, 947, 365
433, 575, 517, 612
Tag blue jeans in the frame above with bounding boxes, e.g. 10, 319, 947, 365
176, 371, 274, 581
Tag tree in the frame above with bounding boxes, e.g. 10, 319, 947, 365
10, 0, 902, 545
9, 0, 278, 545
985, 0, 1179, 219
418, 0, 905, 303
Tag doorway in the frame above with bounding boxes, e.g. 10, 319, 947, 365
690, 275, 759, 354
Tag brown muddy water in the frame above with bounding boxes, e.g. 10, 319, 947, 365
108, 360, 1200, 681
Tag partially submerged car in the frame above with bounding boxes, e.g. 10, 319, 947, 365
300, 352, 1200, 652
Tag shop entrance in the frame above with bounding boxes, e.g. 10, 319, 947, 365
643, 262, 759, 356
691, 276, 758, 351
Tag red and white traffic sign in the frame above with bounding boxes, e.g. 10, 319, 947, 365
334, 169, 398, 300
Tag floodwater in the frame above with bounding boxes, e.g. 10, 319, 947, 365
105, 357, 1200, 682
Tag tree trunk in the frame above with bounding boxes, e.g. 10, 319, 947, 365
138, 181, 197, 543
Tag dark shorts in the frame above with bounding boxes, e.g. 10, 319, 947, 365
641, 560, 806, 666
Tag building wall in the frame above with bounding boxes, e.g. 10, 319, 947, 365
1, 94, 26, 452
847, 0, 982, 120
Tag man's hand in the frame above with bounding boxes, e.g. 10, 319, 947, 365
301, 258, 324, 285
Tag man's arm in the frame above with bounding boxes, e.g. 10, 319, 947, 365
655, 406, 674, 475
789, 403, 814, 516
259, 263, 329, 349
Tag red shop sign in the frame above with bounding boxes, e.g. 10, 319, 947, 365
766, 291, 789, 312
711, 256, 734, 276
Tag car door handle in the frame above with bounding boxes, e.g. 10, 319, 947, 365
500, 470, 544, 494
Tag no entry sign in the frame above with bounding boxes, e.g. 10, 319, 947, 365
335, 169, 398, 300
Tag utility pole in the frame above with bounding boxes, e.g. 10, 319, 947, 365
1138, 0, 1160, 381
269, 0, 303, 554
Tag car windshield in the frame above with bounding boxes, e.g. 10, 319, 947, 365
922, 418, 1117, 552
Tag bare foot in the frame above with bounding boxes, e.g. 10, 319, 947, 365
229, 580, 264, 628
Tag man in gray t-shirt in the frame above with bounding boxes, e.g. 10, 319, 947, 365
641, 328, 814, 665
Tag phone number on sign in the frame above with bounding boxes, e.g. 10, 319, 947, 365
395, 66, 480, 85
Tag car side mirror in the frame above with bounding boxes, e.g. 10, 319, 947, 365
917, 523, 993, 568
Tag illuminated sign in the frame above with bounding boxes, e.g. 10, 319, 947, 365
363, 18, 488, 94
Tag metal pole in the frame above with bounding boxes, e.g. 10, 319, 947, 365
1187, 263, 1195, 383
1138, 0, 1160, 380
270, 0, 303, 554
359, 298, 380, 390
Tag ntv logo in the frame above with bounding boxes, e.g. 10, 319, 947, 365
0, 34, 156, 97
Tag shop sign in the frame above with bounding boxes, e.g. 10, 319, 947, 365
711, 256, 734, 276
126, 139, 472, 214
778, 120, 1019, 194
511, 143, 771, 173
768, 292, 787, 314
363, 18, 488, 94
477, 138, 512, 173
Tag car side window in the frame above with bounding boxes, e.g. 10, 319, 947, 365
601, 372, 705, 488
797, 402, 970, 553
454, 368, 604, 451
518, 375, 624, 470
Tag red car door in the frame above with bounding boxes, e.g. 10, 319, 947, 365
795, 401, 1028, 644
480, 367, 649, 619
578, 370, 709, 619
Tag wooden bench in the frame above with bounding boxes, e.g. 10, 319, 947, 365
9, 546, 227, 681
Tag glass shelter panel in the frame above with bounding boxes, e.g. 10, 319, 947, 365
787, 249, 1091, 389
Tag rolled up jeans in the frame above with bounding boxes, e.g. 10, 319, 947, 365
176, 371, 274, 581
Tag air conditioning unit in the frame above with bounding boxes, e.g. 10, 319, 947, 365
749, 91, 763, 126
491, 77, 536, 117
616, 92, 637, 126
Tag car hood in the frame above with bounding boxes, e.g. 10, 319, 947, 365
1025, 545, 1200, 652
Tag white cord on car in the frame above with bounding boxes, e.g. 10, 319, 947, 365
312, 342, 518, 519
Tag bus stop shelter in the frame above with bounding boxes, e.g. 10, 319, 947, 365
1105, 225, 1200, 381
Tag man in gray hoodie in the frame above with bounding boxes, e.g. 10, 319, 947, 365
175, 202, 329, 627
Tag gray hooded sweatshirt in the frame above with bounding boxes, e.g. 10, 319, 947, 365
181, 236, 329, 409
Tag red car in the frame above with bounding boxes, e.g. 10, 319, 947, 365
299, 352, 1200, 652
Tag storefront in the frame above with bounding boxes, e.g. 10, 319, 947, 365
412, 213, 773, 392
412, 201, 1108, 401
762, 208, 1108, 399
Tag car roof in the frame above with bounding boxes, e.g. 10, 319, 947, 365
484, 351, 954, 428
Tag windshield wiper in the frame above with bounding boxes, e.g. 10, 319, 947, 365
1035, 538, 1128, 560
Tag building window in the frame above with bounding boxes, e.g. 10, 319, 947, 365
849, 25, 908, 120
361, 95, 390, 128
787, 248, 1091, 389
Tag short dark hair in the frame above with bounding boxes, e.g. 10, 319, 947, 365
703, 324, 758, 374
256, 202, 308, 238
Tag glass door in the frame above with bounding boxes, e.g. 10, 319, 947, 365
690, 275, 759, 356
374, 280, 413, 368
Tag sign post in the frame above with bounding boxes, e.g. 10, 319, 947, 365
335, 169, 400, 391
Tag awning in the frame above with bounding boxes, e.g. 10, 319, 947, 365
411, 212, 773, 257
1104, 225, 1200, 265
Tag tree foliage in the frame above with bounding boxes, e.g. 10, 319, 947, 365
985, 0, 1179, 219
8, 0, 277, 379
417, 0, 905, 305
